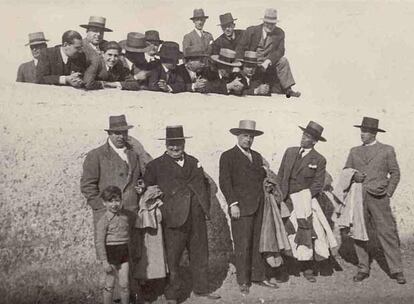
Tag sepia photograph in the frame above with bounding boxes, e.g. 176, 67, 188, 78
1, 0, 413, 303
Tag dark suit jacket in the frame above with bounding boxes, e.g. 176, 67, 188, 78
176, 64, 212, 92
80, 141, 143, 212
212, 30, 244, 55
148, 63, 186, 93
16, 60, 36, 83
144, 152, 210, 228
236, 24, 285, 65
36, 46, 87, 85
83, 56, 129, 90
344, 141, 400, 196
277, 147, 326, 201
82, 38, 102, 66
183, 29, 214, 55
219, 146, 266, 216
241, 69, 270, 96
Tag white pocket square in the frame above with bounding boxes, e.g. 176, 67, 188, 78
308, 164, 317, 169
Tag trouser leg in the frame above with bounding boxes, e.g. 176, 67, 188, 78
231, 215, 254, 285
163, 221, 189, 300
251, 203, 267, 282
275, 57, 296, 90
366, 194, 403, 274
188, 201, 209, 294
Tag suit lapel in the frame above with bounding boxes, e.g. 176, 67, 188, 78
233, 145, 253, 164
286, 147, 301, 177
295, 149, 316, 175
364, 142, 382, 164
55, 47, 64, 74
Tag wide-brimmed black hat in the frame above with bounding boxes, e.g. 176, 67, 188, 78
157, 41, 183, 62
183, 45, 209, 58
230, 120, 263, 136
80, 16, 112, 32
158, 125, 192, 140
299, 121, 326, 142
104, 115, 133, 132
353, 117, 385, 133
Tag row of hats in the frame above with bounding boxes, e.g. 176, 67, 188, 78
191, 8, 278, 24
106, 115, 385, 142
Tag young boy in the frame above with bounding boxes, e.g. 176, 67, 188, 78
95, 186, 135, 304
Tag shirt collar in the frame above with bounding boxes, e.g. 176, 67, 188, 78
60, 47, 69, 64
225, 32, 236, 40
195, 28, 203, 37
33, 58, 38, 66
262, 27, 268, 39
124, 57, 134, 70
108, 138, 129, 163
144, 52, 155, 62
162, 64, 169, 73
299, 147, 312, 157
89, 42, 100, 52
237, 144, 251, 154
364, 140, 377, 146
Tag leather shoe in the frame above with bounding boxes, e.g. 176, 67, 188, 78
391, 272, 407, 284
193, 292, 221, 300
253, 280, 279, 289
353, 272, 369, 282
285, 88, 301, 98
239, 283, 250, 295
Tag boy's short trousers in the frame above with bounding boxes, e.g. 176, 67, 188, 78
106, 244, 129, 265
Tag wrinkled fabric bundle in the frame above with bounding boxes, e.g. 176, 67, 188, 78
136, 185, 163, 229
286, 189, 337, 261
259, 180, 291, 256
333, 168, 368, 241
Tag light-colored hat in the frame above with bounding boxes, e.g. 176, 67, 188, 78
241, 51, 259, 65
80, 16, 112, 32
262, 8, 278, 24
230, 120, 263, 136
211, 48, 242, 67
119, 32, 151, 53
25, 32, 49, 46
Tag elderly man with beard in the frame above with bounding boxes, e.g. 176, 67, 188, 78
183, 9, 214, 56
36, 30, 86, 87
236, 8, 300, 98
212, 13, 244, 55
144, 125, 220, 304
83, 41, 130, 90
80, 16, 113, 65
17, 32, 49, 83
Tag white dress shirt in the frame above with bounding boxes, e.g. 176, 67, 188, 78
58, 47, 70, 84
108, 138, 129, 164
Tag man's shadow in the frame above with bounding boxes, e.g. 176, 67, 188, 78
177, 172, 232, 303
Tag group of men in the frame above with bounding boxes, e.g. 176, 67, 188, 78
17, 8, 301, 98
80, 114, 406, 304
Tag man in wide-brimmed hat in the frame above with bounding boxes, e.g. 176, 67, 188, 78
176, 45, 211, 92
220, 120, 278, 294
148, 41, 186, 93
36, 30, 87, 87
17, 32, 49, 83
236, 8, 300, 98
118, 32, 153, 91
183, 8, 214, 57
342, 117, 406, 284
276, 121, 337, 283
240, 51, 271, 96
144, 30, 163, 65
207, 48, 245, 95
80, 16, 112, 65
144, 125, 221, 304
212, 12, 244, 55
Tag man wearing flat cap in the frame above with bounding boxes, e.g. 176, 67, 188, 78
36, 30, 87, 87
80, 16, 112, 65
219, 120, 277, 295
236, 8, 300, 98
342, 117, 405, 284
212, 13, 244, 55
17, 32, 49, 83
183, 9, 214, 56
276, 121, 337, 283
144, 126, 220, 303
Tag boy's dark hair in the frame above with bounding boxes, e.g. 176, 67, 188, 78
100, 186, 122, 201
